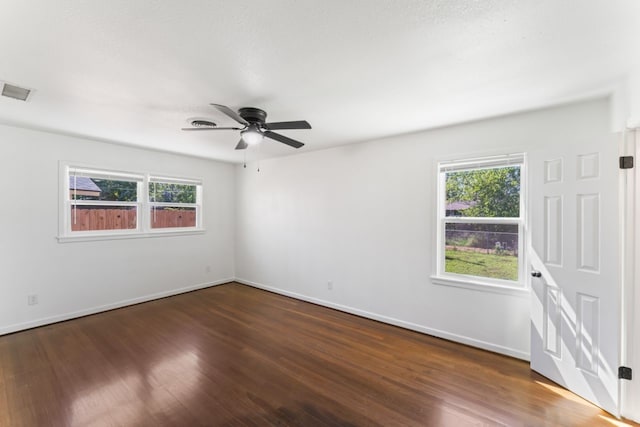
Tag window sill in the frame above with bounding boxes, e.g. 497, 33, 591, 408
430, 274, 529, 298
57, 228, 206, 243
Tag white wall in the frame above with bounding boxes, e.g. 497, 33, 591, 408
629, 69, 640, 128
0, 124, 235, 334
235, 98, 612, 360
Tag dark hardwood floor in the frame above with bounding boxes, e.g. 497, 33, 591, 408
0, 283, 636, 426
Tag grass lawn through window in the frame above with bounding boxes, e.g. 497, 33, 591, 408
445, 249, 518, 281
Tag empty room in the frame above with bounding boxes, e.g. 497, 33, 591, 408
1, 1, 640, 426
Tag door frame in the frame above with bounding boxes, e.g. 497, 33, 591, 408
622, 128, 639, 421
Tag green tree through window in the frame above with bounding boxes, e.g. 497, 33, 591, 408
92, 179, 138, 201
149, 183, 196, 203
446, 166, 520, 218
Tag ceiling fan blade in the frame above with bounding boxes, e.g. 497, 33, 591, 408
235, 139, 248, 150
264, 120, 312, 130
264, 131, 305, 149
210, 104, 249, 126
181, 127, 242, 131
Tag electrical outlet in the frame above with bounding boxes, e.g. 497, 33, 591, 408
27, 294, 38, 306
327, 281, 333, 290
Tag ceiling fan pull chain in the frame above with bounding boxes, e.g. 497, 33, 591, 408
257, 142, 261, 172
243, 149, 247, 168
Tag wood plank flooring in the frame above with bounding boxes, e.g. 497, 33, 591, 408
0, 283, 636, 426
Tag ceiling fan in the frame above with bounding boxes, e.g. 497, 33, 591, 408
182, 104, 311, 150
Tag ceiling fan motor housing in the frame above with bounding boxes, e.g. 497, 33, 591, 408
238, 107, 267, 124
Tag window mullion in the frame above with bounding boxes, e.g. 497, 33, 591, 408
149, 202, 198, 208
70, 200, 139, 207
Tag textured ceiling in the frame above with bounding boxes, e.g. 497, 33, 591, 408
0, 1, 638, 163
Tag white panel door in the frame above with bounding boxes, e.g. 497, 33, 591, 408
529, 135, 621, 415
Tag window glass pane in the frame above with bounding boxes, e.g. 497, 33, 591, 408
445, 223, 519, 281
69, 177, 137, 202
445, 166, 520, 218
150, 207, 196, 229
71, 206, 137, 231
149, 182, 196, 203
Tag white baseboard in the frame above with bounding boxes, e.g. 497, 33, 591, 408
235, 277, 530, 361
0, 278, 234, 336
2, 277, 531, 362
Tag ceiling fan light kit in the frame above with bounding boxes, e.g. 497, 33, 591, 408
241, 123, 264, 146
182, 104, 311, 151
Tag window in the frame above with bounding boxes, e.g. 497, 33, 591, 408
436, 154, 525, 288
149, 177, 201, 229
60, 164, 203, 241
68, 168, 143, 232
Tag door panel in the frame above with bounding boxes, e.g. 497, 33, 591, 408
543, 195, 563, 265
529, 135, 620, 416
543, 284, 562, 358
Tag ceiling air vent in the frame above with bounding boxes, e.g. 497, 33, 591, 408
1, 83, 31, 101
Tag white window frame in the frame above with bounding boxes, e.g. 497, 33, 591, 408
58, 162, 204, 242
432, 153, 528, 296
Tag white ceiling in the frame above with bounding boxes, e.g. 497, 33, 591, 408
0, 1, 638, 163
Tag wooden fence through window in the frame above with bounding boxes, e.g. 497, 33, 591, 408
70, 207, 196, 231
